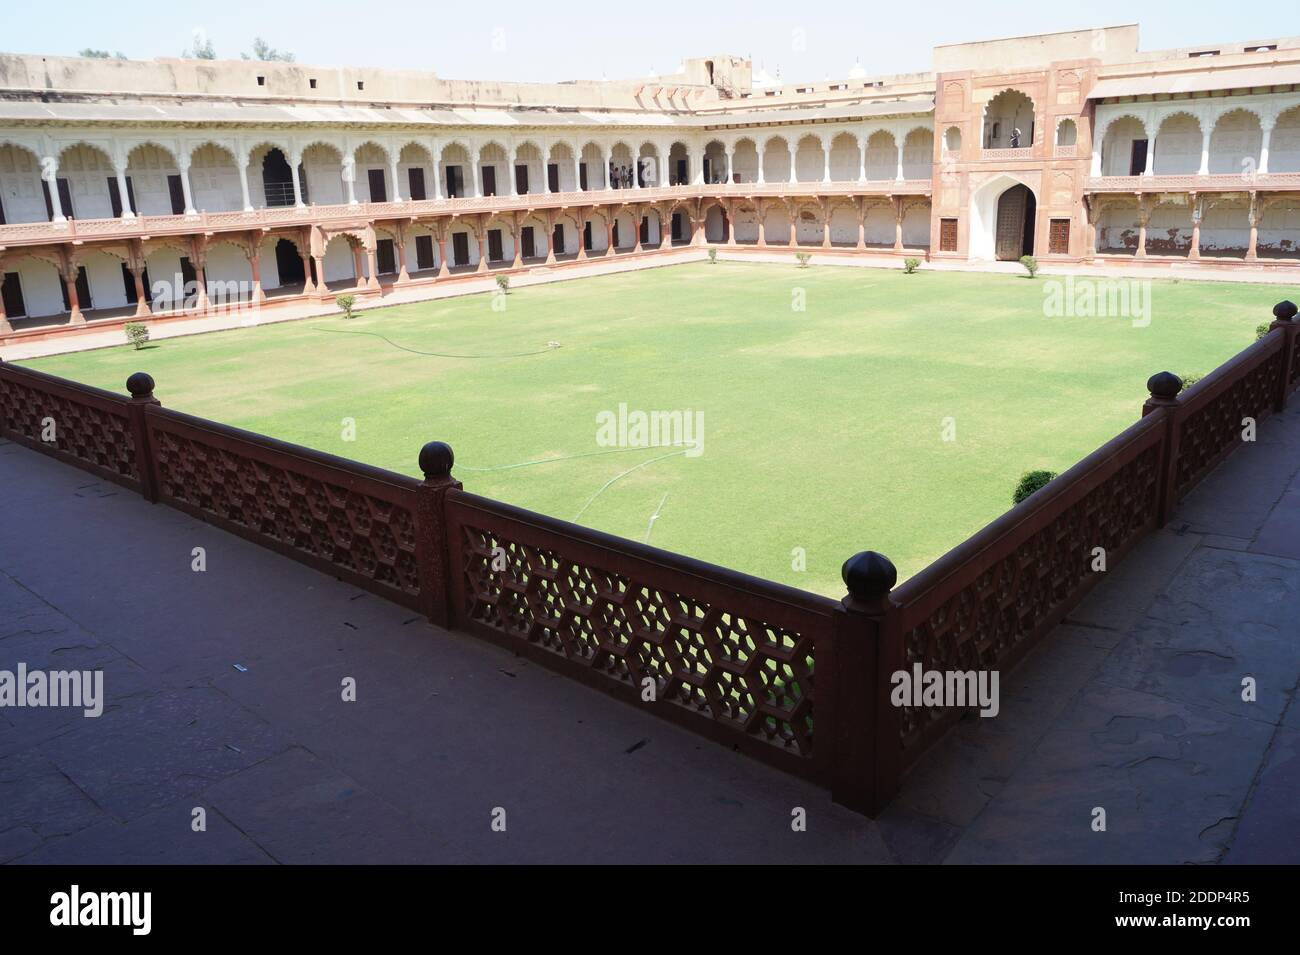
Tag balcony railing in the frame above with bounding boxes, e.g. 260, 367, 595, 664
1085, 172, 1300, 192
0, 180, 934, 247
981, 146, 1034, 161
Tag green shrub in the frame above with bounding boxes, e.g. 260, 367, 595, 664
1179, 373, 1201, 393
124, 323, 150, 350
903, 257, 920, 274
336, 294, 356, 319
1019, 255, 1038, 277
707, 248, 718, 264
795, 252, 811, 268
495, 274, 510, 294
1013, 469, 1058, 505
1256, 322, 1271, 341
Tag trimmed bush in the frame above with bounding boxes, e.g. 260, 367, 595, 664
795, 252, 811, 268
495, 274, 510, 294
707, 248, 718, 264
1019, 255, 1038, 277
124, 323, 150, 350
1256, 322, 1271, 341
336, 294, 356, 320
903, 257, 921, 274
1013, 469, 1058, 505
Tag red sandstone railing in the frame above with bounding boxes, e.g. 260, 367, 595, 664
1, 299, 1296, 814
1085, 172, 1300, 193
0, 180, 934, 248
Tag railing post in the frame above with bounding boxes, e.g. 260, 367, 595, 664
830, 550, 899, 816
414, 440, 462, 629
1142, 371, 1183, 527
125, 372, 161, 503
1268, 300, 1298, 412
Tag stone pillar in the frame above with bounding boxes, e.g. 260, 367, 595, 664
437, 234, 450, 276
573, 155, 582, 193
1135, 197, 1149, 258
248, 249, 266, 305
604, 151, 613, 190
342, 159, 357, 206
352, 244, 367, 288
788, 148, 797, 185
178, 159, 197, 215
1246, 197, 1259, 261
822, 206, 832, 249
605, 216, 616, 255
1259, 121, 1274, 176
301, 253, 315, 295
390, 156, 404, 202
115, 167, 135, 218
788, 205, 798, 249
396, 233, 410, 283
1143, 140, 1155, 177
366, 246, 381, 290
575, 215, 587, 260
893, 198, 904, 252
432, 158, 444, 200
856, 207, 867, 250
292, 157, 307, 208
822, 142, 831, 184
512, 216, 524, 267
895, 142, 905, 182
476, 226, 488, 273
1091, 144, 1103, 177
1188, 194, 1201, 260
131, 266, 151, 316
1198, 127, 1211, 176
725, 203, 736, 247
193, 263, 210, 310
756, 205, 767, 248
723, 145, 733, 185
312, 255, 327, 297
757, 147, 765, 185
42, 158, 65, 222
858, 141, 867, 183
63, 268, 84, 324
238, 160, 254, 211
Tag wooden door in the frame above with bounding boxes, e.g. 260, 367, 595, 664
1, 273, 25, 317
482, 166, 497, 197
368, 169, 388, 203
552, 224, 564, 254
995, 187, 1026, 261
168, 175, 185, 214
407, 168, 426, 201
521, 226, 535, 259
1048, 218, 1070, 255
1129, 140, 1148, 176
376, 238, 396, 274
939, 218, 958, 253
487, 229, 504, 262
547, 164, 559, 193
415, 235, 434, 271
579, 163, 588, 190
452, 232, 470, 266
515, 165, 529, 195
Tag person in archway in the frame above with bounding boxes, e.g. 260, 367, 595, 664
1010, 128, 1022, 148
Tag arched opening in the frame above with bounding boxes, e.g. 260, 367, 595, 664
984, 90, 1036, 148
261, 148, 296, 207
1273, 107, 1300, 173
1100, 117, 1149, 176
1209, 109, 1263, 175
969, 176, 1037, 261
943, 126, 962, 156
761, 137, 791, 183
731, 139, 759, 183
864, 131, 896, 181
668, 142, 690, 185
1055, 119, 1078, 148
1153, 114, 1202, 175
125, 143, 183, 216
302, 143, 344, 205
275, 238, 307, 287
902, 129, 933, 180
794, 135, 824, 183
0, 143, 46, 224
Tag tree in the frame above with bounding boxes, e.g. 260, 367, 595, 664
182, 34, 216, 60
243, 38, 294, 63
79, 49, 127, 60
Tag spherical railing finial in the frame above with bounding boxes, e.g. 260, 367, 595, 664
1274, 300, 1298, 322
418, 440, 455, 480
126, 371, 155, 400
1146, 371, 1183, 401
842, 550, 898, 602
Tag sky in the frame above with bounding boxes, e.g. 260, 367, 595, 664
4, 0, 1299, 84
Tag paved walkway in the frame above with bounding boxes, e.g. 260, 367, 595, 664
1, 403, 1297, 863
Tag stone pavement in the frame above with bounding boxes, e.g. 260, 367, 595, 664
0, 404, 1297, 864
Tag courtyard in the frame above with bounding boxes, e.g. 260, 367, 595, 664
24, 261, 1278, 593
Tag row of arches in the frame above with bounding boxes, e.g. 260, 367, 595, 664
1093, 195, 1300, 259
0, 128, 936, 225
1097, 105, 1300, 176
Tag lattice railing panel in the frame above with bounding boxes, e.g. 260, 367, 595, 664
1175, 350, 1284, 500
897, 437, 1162, 756
0, 371, 137, 486
150, 425, 419, 600
457, 521, 818, 757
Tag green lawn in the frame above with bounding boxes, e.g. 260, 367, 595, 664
25, 262, 1281, 596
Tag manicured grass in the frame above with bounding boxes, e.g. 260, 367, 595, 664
25, 262, 1280, 596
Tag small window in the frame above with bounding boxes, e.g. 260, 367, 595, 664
309, 78, 317, 89
1251, 45, 1277, 53
1189, 50, 1220, 58
357, 80, 364, 90
256, 75, 265, 86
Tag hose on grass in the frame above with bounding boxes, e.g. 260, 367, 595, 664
457, 446, 657, 473
308, 324, 559, 359
573, 448, 689, 522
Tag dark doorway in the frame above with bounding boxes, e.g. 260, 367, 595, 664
59, 266, 92, 312
552, 224, 564, 255
262, 149, 295, 207
107, 177, 137, 218
368, 169, 387, 203
445, 165, 464, 199
514, 165, 529, 195
167, 175, 186, 214
376, 238, 396, 274
178, 256, 199, 306
612, 220, 620, 248
414, 235, 434, 271
408, 168, 426, 201
0, 193, 6, 225
487, 229, 504, 262
994, 184, 1036, 261
2, 272, 25, 317
521, 226, 535, 259
675, 158, 687, 185
702, 158, 711, 184
452, 232, 470, 266
1129, 140, 1149, 177
547, 164, 559, 193
671, 212, 683, 242
583, 221, 593, 250
120, 262, 151, 305
275, 239, 305, 287
579, 163, 588, 191
42, 179, 75, 220
639, 216, 650, 244
482, 166, 497, 197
